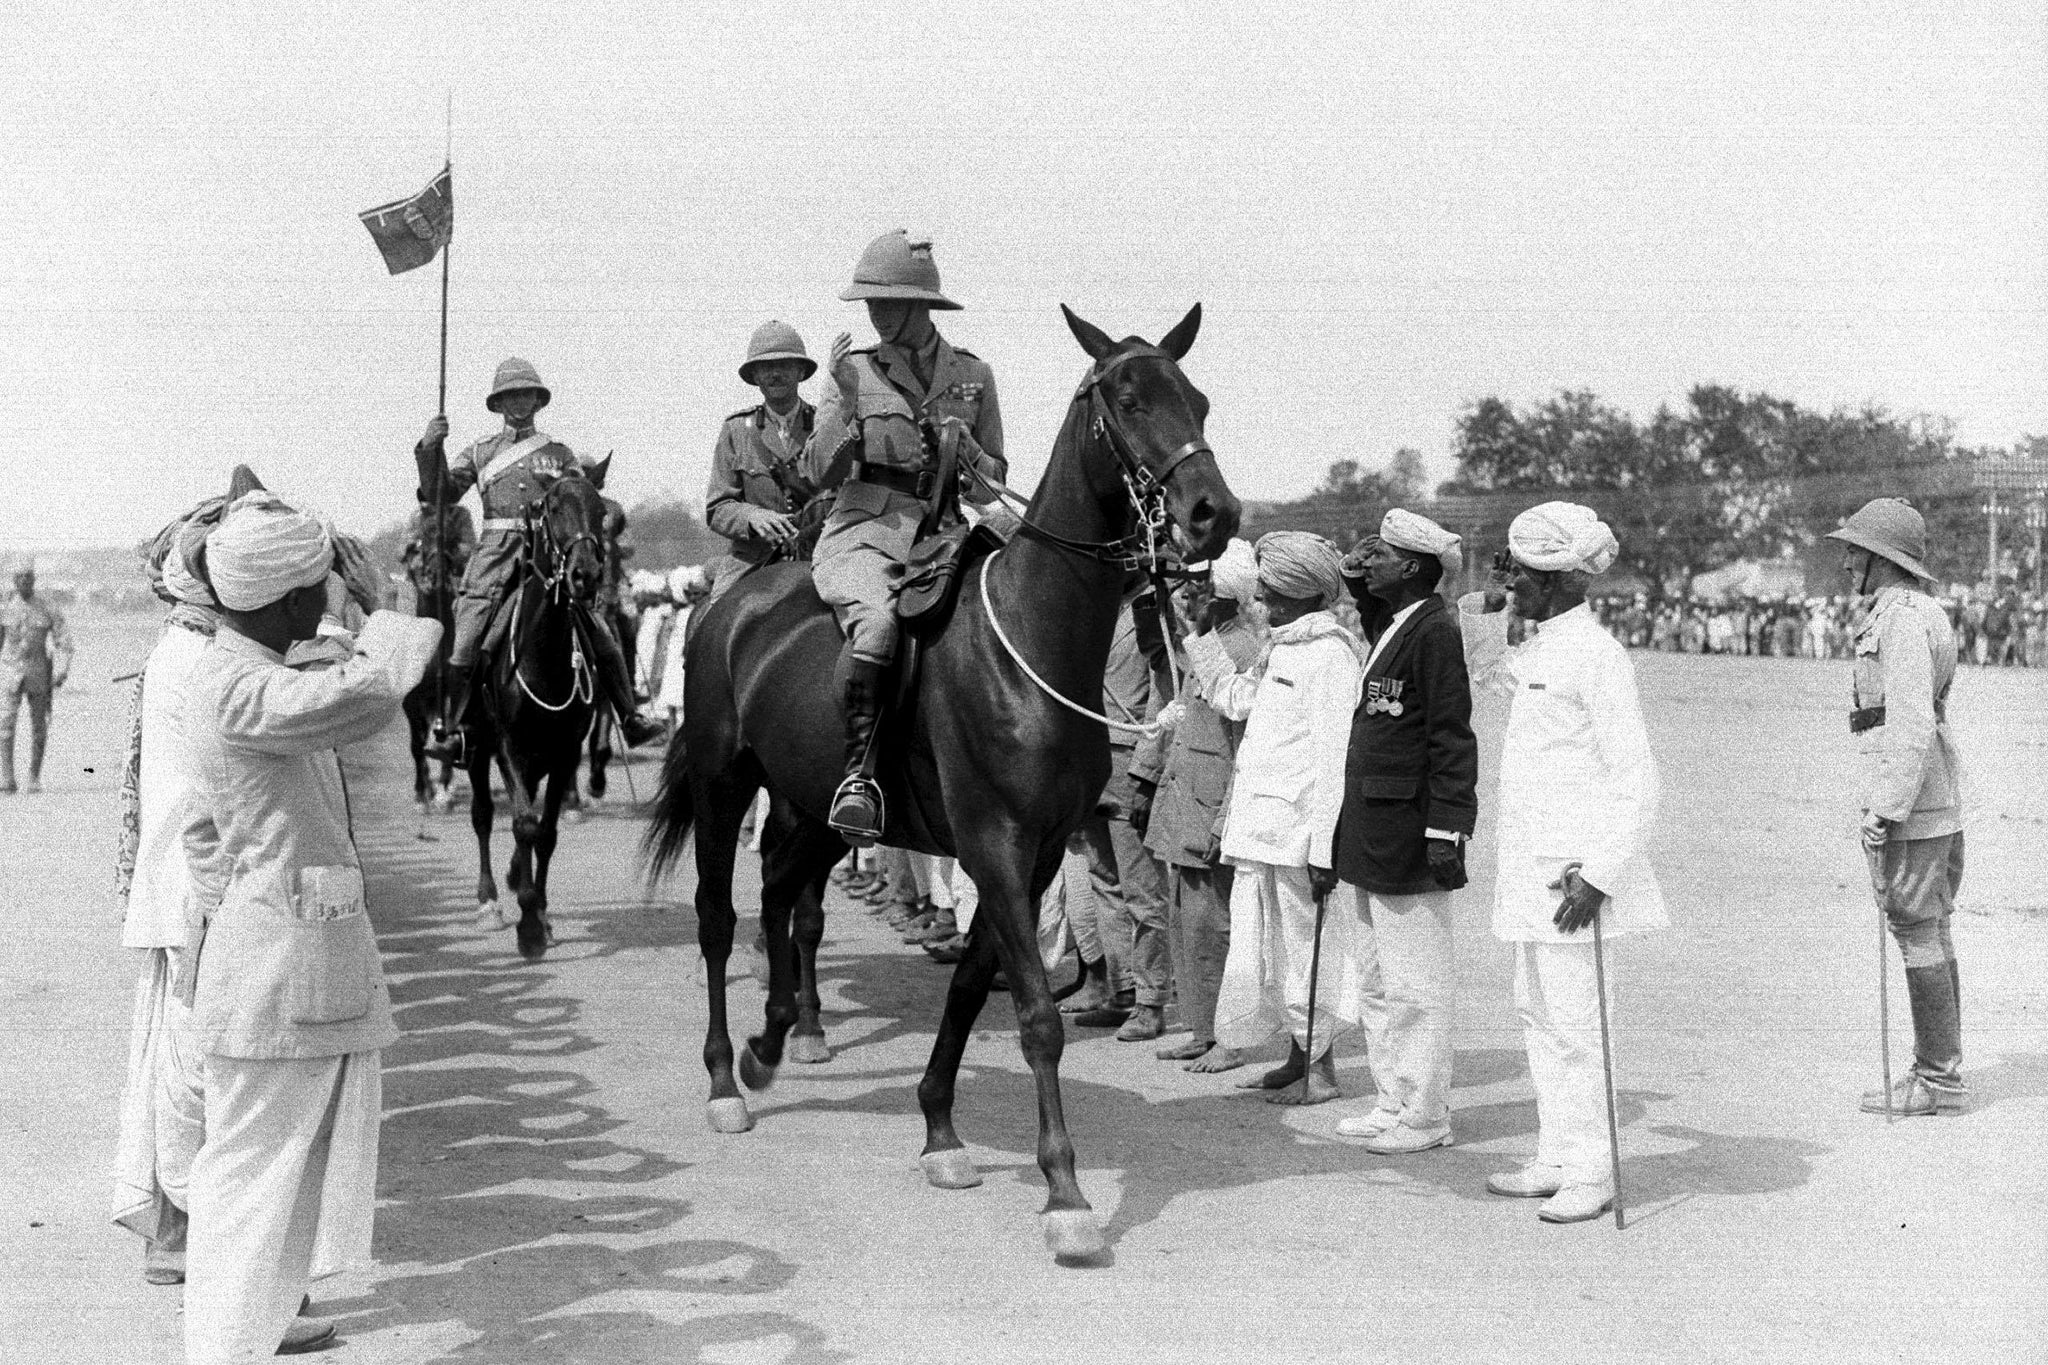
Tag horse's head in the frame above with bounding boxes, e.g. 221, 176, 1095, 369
1062, 303, 1241, 563
536, 470, 609, 602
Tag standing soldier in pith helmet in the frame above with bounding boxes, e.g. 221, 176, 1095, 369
704, 320, 822, 600
803, 230, 1008, 841
1828, 497, 1969, 1116
415, 357, 664, 760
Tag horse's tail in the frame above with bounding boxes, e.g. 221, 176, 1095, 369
640, 728, 696, 886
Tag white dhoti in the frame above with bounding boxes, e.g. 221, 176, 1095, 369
1215, 863, 1372, 1060
184, 1050, 382, 1365
111, 947, 206, 1241
1357, 889, 1456, 1126
1513, 941, 1615, 1186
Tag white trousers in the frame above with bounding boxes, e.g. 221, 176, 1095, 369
1216, 864, 1373, 1060
112, 948, 206, 1239
1513, 941, 1615, 1185
184, 1050, 381, 1365
1358, 890, 1455, 1126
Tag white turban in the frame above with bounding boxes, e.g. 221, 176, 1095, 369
207, 491, 333, 610
1253, 530, 1346, 607
1379, 508, 1462, 578
667, 564, 709, 600
160, 540, 217, 608
1209, 538, 1259, 604
1509, 501, 1620, 576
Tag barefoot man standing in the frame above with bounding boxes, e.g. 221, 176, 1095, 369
1184, 531, 1368, 1106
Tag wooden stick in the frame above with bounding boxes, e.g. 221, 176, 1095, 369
1593, 913, 1625, 1229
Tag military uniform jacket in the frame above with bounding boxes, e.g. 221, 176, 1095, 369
707, 401, 816, 566
0, 594, 72, 687
1852, 583, 1962, 840
802, 336, 1005, 520
180, 612, 441, 1059
417, 426, 595, 595
1332, 595, 1480, 895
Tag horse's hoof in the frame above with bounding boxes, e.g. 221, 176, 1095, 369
737, 1043, 777, 1093
434, 792, 457, 813
412, 800, 428, 817
920, 1149, 983, 1190
1041, 1209, 1106, 1261
563, 807, 584, 825
516, 922, 547, 961
705, 1097, 754, 1133
787, 1033, 831, 1065
476, 901, 511, 931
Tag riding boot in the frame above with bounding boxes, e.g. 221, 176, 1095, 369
422, 663, 472, 764
1904, 962, 1966, 1097
584, 608, 666, 749
828, 654, 887, 844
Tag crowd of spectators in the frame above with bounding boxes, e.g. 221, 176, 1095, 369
1588, 590, 2048, 666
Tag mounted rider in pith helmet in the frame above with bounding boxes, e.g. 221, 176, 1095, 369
800, 230, 1010, 841
704, 320, 826, 600
415, 357, 664, 760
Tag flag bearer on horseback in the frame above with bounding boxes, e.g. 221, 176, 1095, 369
802, 230, 1009, 841
414, 356, 664, 760
705, 320, 823, 600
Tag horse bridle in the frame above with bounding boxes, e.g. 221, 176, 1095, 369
966, 344, 1213, 572
523, 478, 607, 603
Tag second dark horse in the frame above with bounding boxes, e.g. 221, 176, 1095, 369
469, 468, 612, 959
645, 304, 1239, 1260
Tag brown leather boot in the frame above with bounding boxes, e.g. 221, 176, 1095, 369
828, 655, 886, 843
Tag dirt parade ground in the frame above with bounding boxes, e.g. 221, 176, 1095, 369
2, 608, 2044, 1364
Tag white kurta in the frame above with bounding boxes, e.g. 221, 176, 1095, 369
1458, 597, 1666, 941
1191, 613, 1371, 1056
112, 620, 214, 1242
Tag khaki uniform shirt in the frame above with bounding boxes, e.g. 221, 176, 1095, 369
707, 401, 816, 565
180, 612, 441, 1059
418, 426, 596, 597
1852, 583, 1963, 840
0, 593, 73, 688
803, 337, 1005, 490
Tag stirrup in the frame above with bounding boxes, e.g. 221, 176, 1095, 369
423, 725, 468, 766
828, 775, 885, 845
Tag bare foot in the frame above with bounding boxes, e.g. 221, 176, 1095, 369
1186, 1045, 1246, 1074
1265, 1057, 1340, 1106
1237, 1048, 1306, 1091
1155, 1036, 1209, 1061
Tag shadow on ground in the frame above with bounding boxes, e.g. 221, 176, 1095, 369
344, 747, 850, 1364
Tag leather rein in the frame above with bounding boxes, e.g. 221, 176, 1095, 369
508, 478, 605, 713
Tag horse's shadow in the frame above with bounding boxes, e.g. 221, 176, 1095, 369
344, 755, 841, 1365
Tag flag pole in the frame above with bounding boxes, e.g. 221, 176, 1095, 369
433, 93, 453, 733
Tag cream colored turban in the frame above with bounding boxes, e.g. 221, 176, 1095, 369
1509, 501, 1619, 575
1209, 538, 1259, 603
160, 540, 217, 608
1380, 508, 1462, 578
1253, 530, 1346, 607
207, 491, 333, 610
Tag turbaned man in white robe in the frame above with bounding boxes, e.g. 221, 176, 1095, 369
1459, 502, 1667, 1225
177, 488, 439, 1362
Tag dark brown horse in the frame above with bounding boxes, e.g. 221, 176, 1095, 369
645, 305, 1238, 1260
469, 467, 611, 960
401, 502, 472, 812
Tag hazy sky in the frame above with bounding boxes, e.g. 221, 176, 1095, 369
5, 2, 2044, 554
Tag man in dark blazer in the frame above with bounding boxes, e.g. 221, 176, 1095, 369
1330, 509, 1478, 1156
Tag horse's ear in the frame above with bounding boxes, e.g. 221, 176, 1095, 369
1158, 303, 1201, 361
588, 454, 611, 491
1062, 304, 1116, 361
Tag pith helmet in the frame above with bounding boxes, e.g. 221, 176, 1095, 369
486, 357, 552, 413
739, 320, 817, 384
839, 230, 961, 310
1826, 497, 1936, 581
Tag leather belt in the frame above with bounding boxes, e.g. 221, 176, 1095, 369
481, 517, 523, 533
851, 464, 935, 500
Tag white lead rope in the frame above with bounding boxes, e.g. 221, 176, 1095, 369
978, 548, 1165, 738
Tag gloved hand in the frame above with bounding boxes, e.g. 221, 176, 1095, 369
1155, 699, 1186, 732
1860, 811, 1891, 849
1548, 862, 1608, 935
420, 414, 449, 449
1308, 865, 1339, 902
748, 506, 800, 545
1426, 837, 1467, 891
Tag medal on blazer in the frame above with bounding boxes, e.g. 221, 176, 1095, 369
1365, 676, 1406, 716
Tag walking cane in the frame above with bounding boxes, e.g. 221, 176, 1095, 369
1300, 880, 1331, 1100
1592, 911, 1625, 1230
1866, 845, 1893, 1124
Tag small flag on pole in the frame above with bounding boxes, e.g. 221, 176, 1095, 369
359, 166, 453, 275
